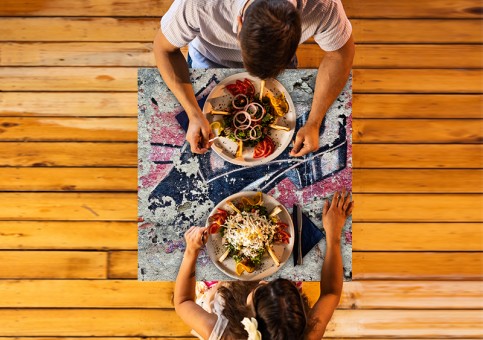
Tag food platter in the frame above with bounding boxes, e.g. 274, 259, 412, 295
202, 72, 296, 166
205, 191, 294, 280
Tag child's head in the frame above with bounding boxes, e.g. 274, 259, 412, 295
251, 278, 308, 339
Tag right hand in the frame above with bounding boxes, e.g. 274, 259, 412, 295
187, 114, 214, 154
322, 189, 353, 241
184, 226, 208, 257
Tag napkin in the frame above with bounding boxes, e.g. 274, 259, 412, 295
292, 205, 324, 266
175, 96, 208, 132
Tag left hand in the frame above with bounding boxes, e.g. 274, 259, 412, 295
289, 123, 320, 157
184, 226, 208, 256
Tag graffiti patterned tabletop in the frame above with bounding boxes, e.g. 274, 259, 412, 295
138, 68, 352, 281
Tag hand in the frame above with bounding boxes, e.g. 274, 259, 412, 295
289, 123, 320, 157
187, 114, 214, 154
322, 189, 353, 242
184, 226, 208, 257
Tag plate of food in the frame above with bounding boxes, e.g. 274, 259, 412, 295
205, 191, 294, 280
202, 72, 296, 166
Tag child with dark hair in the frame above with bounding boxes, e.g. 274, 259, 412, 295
174, 190, 353, 339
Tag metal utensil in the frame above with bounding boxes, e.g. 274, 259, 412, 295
296, 204, 303, 265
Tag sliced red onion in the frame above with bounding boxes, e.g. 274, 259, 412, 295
244, 102, 265, 122
233, 111, 251, 129
232, 94, 248, 109
233, 128, 251, 141
249, 125, 262, 140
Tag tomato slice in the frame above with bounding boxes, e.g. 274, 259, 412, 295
253, 139, 267, 158
209, 223, 221, 234
243, 78, 255, 96
225, 84, 239, 96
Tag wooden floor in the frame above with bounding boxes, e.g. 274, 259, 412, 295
0, 0, 482, 338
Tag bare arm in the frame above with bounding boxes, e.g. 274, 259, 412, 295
174, 226, 217, 339
290, 35, 355, 157
305, 190, 353, 340
153, 30, 213, 153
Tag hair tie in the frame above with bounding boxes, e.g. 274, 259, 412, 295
241, 317, 262, 340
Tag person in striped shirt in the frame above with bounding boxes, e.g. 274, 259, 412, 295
154, 0, 354, 157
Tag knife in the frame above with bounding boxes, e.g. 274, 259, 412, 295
296, 204, 303, 265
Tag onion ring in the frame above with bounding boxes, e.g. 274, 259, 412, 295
232, 94, 248, 109
244, 102, 265, 122
233, 111, 252, 129
233, 128, 251, 141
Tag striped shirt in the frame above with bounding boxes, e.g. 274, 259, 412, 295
161, 0, 352, 68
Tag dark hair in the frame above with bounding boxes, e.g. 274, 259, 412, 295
254, 279, 308, 339
240, 0, 301, 79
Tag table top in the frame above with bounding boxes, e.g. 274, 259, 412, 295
137, 68, 352, 281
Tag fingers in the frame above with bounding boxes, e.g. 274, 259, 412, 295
323, 199, 329, 216
346, 201, 354, 216
290, 144, 312, 157
331, 191, 340, 209
289, 134, 303, 156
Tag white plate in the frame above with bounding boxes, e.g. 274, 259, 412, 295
202, 72, 296, 166
205, 191, 294, 281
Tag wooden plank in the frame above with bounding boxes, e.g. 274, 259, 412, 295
0, 167, 137, 191
353, 223, 482, 251
0, 309, 478, 337
0, 193, 480, 222
0, 117, 137, 141
109, 251, 137, 279
353, 119, 483, 144
0, 142, 137, 167
1, 280, 481, 309
353, 194, 483, 222
352, 94, 483, 119
0, 67, 137, 92
352, 69, 483, 93
298, 44, 483, 69
1, 118, 480, 143
0, 143, 479, 168
353, 252, 482, 280
0, 221, 136, 250
0, 0, 481, 18
3, 43, 482, 69
0, 251, 106, 279
0, 92, 137, 117
3, 93, 479, 118
353, 169, 483, 193
0, 193, 136, 221
1, 68, 482, 93
2, 18, 480, 43
353, 144, 482, 169
0, 168, 480, 193
110, 250, 483, 280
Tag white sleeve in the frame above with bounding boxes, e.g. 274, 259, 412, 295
160, 0, 200, 48
313, 0, 352, 51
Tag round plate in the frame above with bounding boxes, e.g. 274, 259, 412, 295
205, 191, 294, 281
202, 72, 296, 166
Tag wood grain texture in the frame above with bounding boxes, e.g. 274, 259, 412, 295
353, 169, 483, 193
353, 94, 483, 119
353, 223, 482, 251
0, 193, 136, 221
1, 309, 478, 337
0, 142, 137, 167
1, 280, 481, 309
0, 221, 137, 249
2, 68, 481, 93
0, 167, 137, 191
0, 117, 137, 141
3, 93, 480, 118
1, 0, 481, 18
2, 118, 480, 143
0, 92, 137, 117
0, 251, 107, 279
0, 193, 480, 222
353, 252, 483, 280
353, 194, 483, 222
109, 250, 483, 280
353, 119, 483, 144
3, 43, 482, 69
353, 144, 482, 168
2, 18, 481, 43
0, 168, 480, 193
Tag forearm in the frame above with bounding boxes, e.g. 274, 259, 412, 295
153, 37, 202, 119
174, 249, 199, 306
307, 42, 354, 129
320, 233, 343, 297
